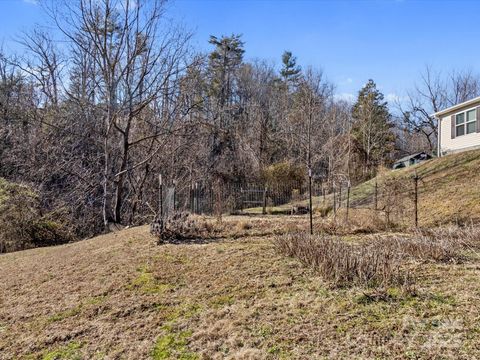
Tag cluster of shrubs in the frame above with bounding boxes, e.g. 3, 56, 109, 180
150, 212, 215, 244
261, 161, 305, 187
273, 226, 480, 288
0, 178, 73, 253
273, 233, 406, 287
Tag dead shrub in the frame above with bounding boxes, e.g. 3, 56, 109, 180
273, 232, 407, 287
235, 220, 252, 231
261, 161, 305, 187
416, 225, 480, 250
315, 204, 333, 217
150, 212, 214, 243
379, 176, 411, 227
314, 209, 389, 235
370, 234, 459, 263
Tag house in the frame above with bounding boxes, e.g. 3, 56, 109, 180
392, 152, 432, 169
434, 96, 480, 155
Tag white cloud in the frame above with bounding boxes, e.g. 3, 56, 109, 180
334, 93, 355, 103
22, 0, 38, 5
338, 77, 353, 86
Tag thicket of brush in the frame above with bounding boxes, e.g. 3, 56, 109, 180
0, 179, 73, 253
418, 225, 480, 250
150, 212, 216, 244
274, 226, 480, 288
273, 233, 406, 287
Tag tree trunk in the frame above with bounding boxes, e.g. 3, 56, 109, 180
113, 118, 132, 224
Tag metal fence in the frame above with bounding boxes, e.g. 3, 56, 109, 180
156, 170, 459, 228
158, 179, 326, 217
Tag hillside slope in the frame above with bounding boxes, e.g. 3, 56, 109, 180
1, 220, 480, 359
347, 149, 480, 227
244, 149, 480, 227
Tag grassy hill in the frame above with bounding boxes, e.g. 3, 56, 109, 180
3, 151, 480, 359
348, 149, 480, 227
2, 217, 480, 359
247, 149, 480, 227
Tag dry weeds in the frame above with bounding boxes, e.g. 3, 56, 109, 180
273, 232, 407, 287
150, 212, 215, 243
313, 208, 391, 235
273, 227, 475, 289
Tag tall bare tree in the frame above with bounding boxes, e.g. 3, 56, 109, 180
399, 66, 480, 154
52, 0, 190, 226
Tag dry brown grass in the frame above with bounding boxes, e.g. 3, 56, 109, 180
1, 217, 480, 359
235, 219, 253, 231
313, 208, 390, 235
273, 225, 480, 289
347, 149, 480, 227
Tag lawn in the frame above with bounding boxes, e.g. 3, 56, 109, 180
1, 216, 480, 359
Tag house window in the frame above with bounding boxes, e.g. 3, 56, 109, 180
466, 109, 476, 134
455, 109, 476, 137
456, 113, 465, 136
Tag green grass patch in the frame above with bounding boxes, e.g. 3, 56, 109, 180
151, 301, 202, 359
42, 341, 82, 360
209, 294, 235, 308
127, 265, 173, 294
151, 326, 198, 360
85, 294, 107, 306
163, 303, 202, 322
48, 306, 82, 323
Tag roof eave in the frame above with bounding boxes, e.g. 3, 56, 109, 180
431, 95, 480, 118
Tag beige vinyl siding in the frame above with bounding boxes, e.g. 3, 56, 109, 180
440, 104, 480, 154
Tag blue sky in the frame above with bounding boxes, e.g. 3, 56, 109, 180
1, 0, 480, 104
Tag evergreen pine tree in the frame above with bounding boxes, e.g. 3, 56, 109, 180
351, 79, 395, 176
208, 34, 245, 109
280, 51, 301, 88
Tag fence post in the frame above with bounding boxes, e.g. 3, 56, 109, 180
413, 171, 419, 227
210, 185, 214, 215
346, 185, 350, 223
262, 186, 267, 215
319, 180, 322, 209
374, 179, 378, 211
190, 183, 194, 213
240, 187, 244, 212
308, 168, 313, 235
159, 174, 164, 230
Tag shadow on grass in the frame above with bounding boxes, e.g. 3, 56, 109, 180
156, 235, 229, 246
